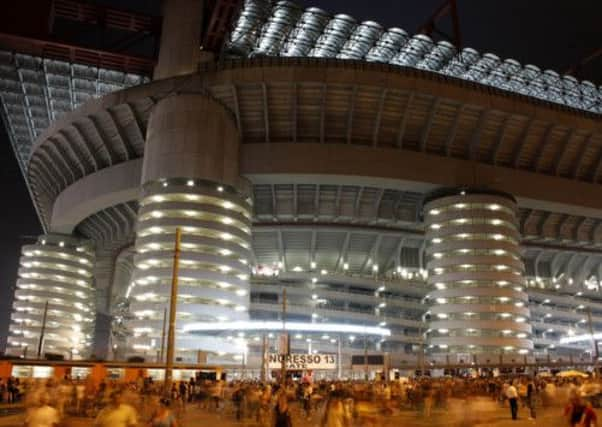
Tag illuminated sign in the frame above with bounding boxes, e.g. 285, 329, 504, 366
268, 353, 336, 370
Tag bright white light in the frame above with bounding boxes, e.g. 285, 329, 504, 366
217, 186, 224, 192
310, 261, 316, 269
343, 262, 349, 270
187, 180, 194, 187
182, 321, 391, 336
222, 201, 234, 209
561, 332, 602, 344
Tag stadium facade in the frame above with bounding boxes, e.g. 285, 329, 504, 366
2, 0, 602, 373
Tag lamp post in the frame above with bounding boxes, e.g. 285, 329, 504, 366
164, 228, 181, 395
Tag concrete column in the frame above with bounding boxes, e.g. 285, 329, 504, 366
6, 234, 96, 360
127, 94, 252, 362
423, 189, 533, 362
154, 0, 204, 80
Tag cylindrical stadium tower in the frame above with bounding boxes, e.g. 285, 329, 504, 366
8, 234, 95, 359
423, 189, 533, 360
128, 94, 253, 359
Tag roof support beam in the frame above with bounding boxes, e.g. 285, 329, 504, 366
574, 217, 588, 243
591, 221, 602, 245
71, 123, 104, 170
46, 140, 76, 183
534, 251, 544, 278
419, 97, 440, 152
346, 86, 358, 144
309, 230, 317, 267
124, 103, 146, 150
353, 186, 364, 221
361, 234, 382, 274
319, 83, 327, 144
334, 186, 342, 221
271, 184, 277, 221
291, 83, 298, 143
520, 209, 536, 236
563, 252, 580, 278
292, 184, 298, 221
231, 84, 242, 135
106, 109, 133, 161
537, 211, 552, 237
55, 133, 87, 177
372, 88, 387, 146
468, 109, 487, 160
575, 255, 594, 285
261, 83, 270, 143
556, 214, 571, 241
335, 231, 351, 272
491, 114, 510, 165
550, 251, 564, 277
396, 92, 414, 148
88, 115, 120, 164
572, 133, 594, 179
532, 123, 555, 172
277, 229, 286, 271
372, 188, 384, 223
511, 118, 535, 169
386, 237, 405, 272
313, 184, 320, 221
552, 129, 575, 176
590, 144, 602, 183
444, 103, 464, 156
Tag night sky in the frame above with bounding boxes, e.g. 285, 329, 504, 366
0, 1, 600, 350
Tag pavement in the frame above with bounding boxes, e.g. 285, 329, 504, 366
0, 399, 580, 427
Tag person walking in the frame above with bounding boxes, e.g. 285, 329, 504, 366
24, 394, 60, 427
150, 398, 178, 427
564, 391, 597, 427
506, 381, 519, 420
94, 391, 138, 427
274, 392, 292, 427
526, 377, 537, 420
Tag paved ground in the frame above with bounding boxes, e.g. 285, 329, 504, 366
0, 399, 580, 427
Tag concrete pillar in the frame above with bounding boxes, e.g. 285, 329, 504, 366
423, 189, 533, 361
6, 234, 96, 360
127, 94, 252, 361
154, 0, 204, 80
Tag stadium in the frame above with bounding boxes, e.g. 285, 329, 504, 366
2, 0, 602, 376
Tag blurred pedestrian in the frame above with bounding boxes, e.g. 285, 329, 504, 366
506, 381, 519, 420
94, 391, 138, 427
150, 398, 178, 427
24, 394, 59, 427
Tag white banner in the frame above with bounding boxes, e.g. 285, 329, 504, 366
268, 353, 336, 370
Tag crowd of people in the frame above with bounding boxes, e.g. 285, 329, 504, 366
12, 373, 602, 426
